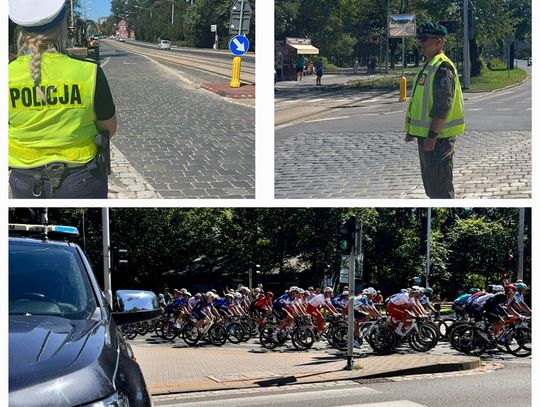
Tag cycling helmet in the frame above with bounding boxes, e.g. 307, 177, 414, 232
342, 291, 349, 296
254, 288, 262, 293
266, 291, 274, 297
297, 288, 305, 294
493, 285, 505, 293
423, 287, 433, 296
515, 282, 528, 291
504, 284, 517, 293
205, 291, 214, 298
366, 287, 377, 296
184, 291, 192, 297
289, 286, 300, 293
195, 293, 202, 298
324, 286, 334, 293
233, 292, 242, 299
225, 293, 234, 299
401, 288, 410, 293
469, 288, 481, 294
410, 286, 421, 294
361, 288, 369, 295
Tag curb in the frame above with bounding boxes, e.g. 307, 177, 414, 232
149, 357, 481, 396
201, 83, 255, 99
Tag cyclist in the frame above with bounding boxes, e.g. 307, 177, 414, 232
513, 282, 531, 315
271, 286, 301, 341
386, 287, 425, 336
452, 288, 479, 319
191, 291, 216, 335
172, 290, 190, 328
332, 290, 349, 314
350, 287, 384, 348
254, 291, 274, 330
306, 287, 340, 338
213, 293, 236, 323
418, 287, 438, 315
481, 284, 518, 339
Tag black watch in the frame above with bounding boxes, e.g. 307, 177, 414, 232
427, 130, 438, 139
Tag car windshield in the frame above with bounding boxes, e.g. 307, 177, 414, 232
9, 240, 98, 319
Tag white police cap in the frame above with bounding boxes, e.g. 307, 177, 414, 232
9, 0, 66, 31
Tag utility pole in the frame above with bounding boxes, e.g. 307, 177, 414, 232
102, 208, 113, 306
346, 218, 362, 370
386, 0, 389, 72
517, 208, 525, 281
463, 0, 471, 88
426, 208, 432, 288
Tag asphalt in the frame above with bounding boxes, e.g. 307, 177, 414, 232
132, 343, 480, 396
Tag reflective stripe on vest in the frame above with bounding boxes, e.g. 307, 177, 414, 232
9, 53, 98, 168
405, 53, 465, 138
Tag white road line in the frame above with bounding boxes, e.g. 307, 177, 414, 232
160, 387, 381, 407
495, 108, 513, 111
305, 116, 350, 123
487, 101, 504, 104
467, 108, 483, 111
340, 402, 428, 407
100, 57, 111, 67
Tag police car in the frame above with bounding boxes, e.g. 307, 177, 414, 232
9, 223, 156, 407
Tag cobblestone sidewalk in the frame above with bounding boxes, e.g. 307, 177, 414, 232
131, 344, 480, 395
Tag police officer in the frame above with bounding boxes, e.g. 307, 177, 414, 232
405, 22, 465, 199
9, 0, 116, 198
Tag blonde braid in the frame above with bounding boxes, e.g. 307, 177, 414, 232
27, 35, 48, 104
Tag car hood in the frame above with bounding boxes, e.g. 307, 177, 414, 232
9, 313, 119, 407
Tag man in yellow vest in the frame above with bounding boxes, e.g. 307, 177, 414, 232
8, 0, 116, 198
405, 22, 465, 199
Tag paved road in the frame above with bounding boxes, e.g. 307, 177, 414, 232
275, 67, 531, 199
152, 359, 530, 407
100, 41, 255, 198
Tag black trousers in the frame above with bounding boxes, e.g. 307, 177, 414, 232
417, 137, 456, 199
10, 161, 108, 199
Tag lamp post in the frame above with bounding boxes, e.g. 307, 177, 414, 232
167, 0, 175, 25
135, 5, 153, 18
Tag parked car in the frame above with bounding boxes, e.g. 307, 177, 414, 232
9, 223, 159, 407
157, 39, 171, 50
118, 37, 126, 42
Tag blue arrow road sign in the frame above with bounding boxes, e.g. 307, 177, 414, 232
229, 35, 249, 56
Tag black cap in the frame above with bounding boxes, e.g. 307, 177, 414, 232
417, 21, 448, 37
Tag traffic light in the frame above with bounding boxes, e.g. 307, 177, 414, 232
111, 247, 129, 271
337, 217, 355, 254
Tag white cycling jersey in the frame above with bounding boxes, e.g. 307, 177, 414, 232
188, 297, 199, 307
308, 294, 332, 308
389, 292, 412, 306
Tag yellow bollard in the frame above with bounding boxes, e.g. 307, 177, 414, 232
230, 56, 242, 88
399, 76, 407, 102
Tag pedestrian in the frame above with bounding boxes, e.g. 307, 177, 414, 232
315, 59, 324, 85
296, 54, 305, 81
8, 0, 117, 199
404, 21, 464, 199
353, 57, 359, 74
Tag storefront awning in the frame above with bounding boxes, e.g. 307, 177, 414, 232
288, 44, 319, 55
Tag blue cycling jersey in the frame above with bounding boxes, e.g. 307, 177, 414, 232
172, 297, 187, 307
192, 298, 211, 313
332, 295, 348, 309
273, 294, 293, 310
453, 293, 471, 306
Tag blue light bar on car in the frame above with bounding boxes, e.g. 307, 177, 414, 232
50, 225, 79, 235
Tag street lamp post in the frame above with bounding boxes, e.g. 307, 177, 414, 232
135, 5, 153, 18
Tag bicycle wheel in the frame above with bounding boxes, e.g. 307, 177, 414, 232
292, 326, 315, 350
259, 324, 279, 349
137, 321, 149, 336
436, 318, 453, 340
408, 324, 438, 352
451, 325, 487, 356
505, 327, 532, 357
208, 324, 227, 346
331, 325, 349, 351
423, 321, 440, 346
182, 322, 200, 346
161, 321, 178, 341
367, 324, 396, 354
227, 322, 245, 344
240, 322, 252, 341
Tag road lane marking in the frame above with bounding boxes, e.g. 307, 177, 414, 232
340, 402, 428, 407
467, 108, 483, 111
306, 116, 350, 123
495, 108, 513, 111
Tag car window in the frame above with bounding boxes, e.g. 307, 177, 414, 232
9, 240, 98, 318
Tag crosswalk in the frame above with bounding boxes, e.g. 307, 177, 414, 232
152, 383, 429, 406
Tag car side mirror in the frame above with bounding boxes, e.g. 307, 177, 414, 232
112, 289, 161, 326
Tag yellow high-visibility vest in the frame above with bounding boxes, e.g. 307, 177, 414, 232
405, 52, 465, 138
9, 52, 98, 168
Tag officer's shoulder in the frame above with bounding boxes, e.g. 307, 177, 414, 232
66, 53, 99, 65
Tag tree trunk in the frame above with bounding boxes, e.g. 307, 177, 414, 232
470, 39, 482, 77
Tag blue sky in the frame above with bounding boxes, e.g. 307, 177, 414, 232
79, 0, 112, 21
